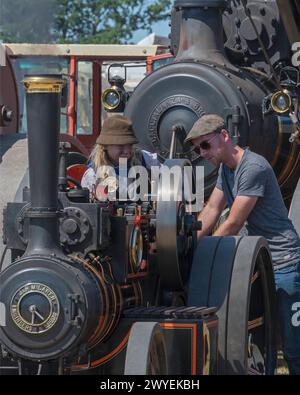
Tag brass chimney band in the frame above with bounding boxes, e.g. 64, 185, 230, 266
23, 76, 65, 93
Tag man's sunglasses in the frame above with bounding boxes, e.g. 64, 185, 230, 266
194, 133, 219, 154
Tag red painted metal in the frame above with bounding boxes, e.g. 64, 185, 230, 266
67, 56, 77, 137
146, 52, 173, 74
0, 52, 19, 135
67, 163, 87, 187
60, 133, 90, 156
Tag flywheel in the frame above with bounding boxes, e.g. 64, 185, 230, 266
188, 235, 277, 375
156, 158, 197, 291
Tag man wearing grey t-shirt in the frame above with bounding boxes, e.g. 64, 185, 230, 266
185, 114, 300, 375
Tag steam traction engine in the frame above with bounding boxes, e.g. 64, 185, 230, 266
0, 74, 276, 375
1, 0, 300, 375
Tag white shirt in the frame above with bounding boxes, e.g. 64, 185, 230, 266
81, 150, 160, 196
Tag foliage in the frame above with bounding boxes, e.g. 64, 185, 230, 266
0, 0, 56, 43
0, 0, 171, 44
54, 0, 172, 44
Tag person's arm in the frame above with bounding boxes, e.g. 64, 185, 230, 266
81, 167, 96, 191
197, 187, 227, 240
213, 195, 258, 236
213, 162, 269, 236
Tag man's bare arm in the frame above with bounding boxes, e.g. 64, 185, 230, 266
197, 187, 227, 240
213, 195, 258, 236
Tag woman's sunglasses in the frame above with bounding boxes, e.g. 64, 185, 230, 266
194, 133, 219, 154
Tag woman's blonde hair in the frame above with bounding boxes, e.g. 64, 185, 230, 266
89, 144, 112, 169
89, 143, 134, 179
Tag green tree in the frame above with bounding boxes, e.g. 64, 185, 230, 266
53, 0, 172, 44
0, 0, 57, 43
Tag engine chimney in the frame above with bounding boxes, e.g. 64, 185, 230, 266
22, 75, 65, 256
174, 0, 230, 65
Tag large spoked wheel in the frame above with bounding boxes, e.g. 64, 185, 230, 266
188, 236, 277, 375
124, 322, 168, 375
227, 236, 277, 375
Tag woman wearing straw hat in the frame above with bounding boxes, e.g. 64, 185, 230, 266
81, 114, 159, 201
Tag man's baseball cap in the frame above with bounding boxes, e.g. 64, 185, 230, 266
184, 114, 225, 143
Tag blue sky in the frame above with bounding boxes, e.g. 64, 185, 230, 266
132, 19, 170, 43
131, 0, 171, 43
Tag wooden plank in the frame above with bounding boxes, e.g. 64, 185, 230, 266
4, 44, 159, 59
